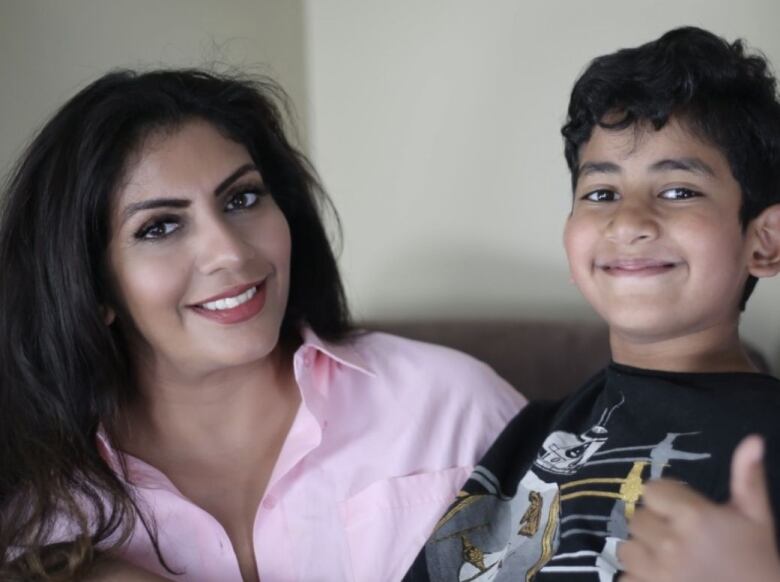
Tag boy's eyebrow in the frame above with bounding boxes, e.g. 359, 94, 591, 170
577, 157, 716, 180
577, 161, 621, 178
649, 157, 715, 176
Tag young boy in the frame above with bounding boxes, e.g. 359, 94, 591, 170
403, 26, 780, 582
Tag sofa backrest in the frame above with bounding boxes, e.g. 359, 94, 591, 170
366, 319, 773, 401
366, 319, 610, 401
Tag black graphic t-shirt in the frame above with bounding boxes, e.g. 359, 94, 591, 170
404, 363, 780, 582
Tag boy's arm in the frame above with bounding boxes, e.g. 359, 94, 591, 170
618, 435, 780, 582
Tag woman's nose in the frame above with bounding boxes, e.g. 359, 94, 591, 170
195, 217, 256, 274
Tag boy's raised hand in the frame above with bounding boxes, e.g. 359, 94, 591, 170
618, 435, 780, 582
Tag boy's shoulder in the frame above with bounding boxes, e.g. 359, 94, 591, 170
464, 365, 780, 494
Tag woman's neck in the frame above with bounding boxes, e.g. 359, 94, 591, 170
115, 348, 301, 466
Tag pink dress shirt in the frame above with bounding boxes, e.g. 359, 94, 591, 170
102, 330, 526, 581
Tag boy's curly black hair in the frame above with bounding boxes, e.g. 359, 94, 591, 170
562, 26, 780, 305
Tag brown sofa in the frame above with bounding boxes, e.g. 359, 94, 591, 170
367, 319, 773, 401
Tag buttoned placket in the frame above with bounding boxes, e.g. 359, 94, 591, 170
98, 334, 377, 581
252, 344, 330, 580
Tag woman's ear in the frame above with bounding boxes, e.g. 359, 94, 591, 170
747, 204, 780, 278
101, 305, 116, 326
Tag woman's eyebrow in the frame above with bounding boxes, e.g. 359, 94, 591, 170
121, 198, 190, 224
120, 164, 260, 225
214, 163, 259, 196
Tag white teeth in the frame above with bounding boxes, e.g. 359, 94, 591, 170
201, 286, 257, 311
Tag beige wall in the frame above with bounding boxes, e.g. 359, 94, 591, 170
1, 1, 779, 369
0, 0, 307, 178
304, 0, 780, 370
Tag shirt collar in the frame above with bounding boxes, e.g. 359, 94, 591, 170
96, 329, 375, 482
299, 328, 375, 377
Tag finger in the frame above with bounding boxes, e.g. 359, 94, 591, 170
730, 434, 773, 526
627, 506, 670, 546
617, 539, 656, 582
640, 478, 714, 520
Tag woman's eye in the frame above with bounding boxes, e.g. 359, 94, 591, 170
225, 191, 260, 211
659, 187, 701, 200
583, 189, 620, 202
135, 220, 179, 240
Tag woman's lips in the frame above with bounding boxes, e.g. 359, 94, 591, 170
189, 280, 267, 324
191, 281, 261, 305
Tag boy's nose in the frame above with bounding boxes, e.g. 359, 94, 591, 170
196, 218, 256, 274
604, 200, 660, 245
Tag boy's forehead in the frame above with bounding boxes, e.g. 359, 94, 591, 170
577, 119, 732, 178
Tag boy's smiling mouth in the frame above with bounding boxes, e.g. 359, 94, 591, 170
596, 258, 682, 277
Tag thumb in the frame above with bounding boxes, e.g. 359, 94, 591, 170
730, 435, 773, 526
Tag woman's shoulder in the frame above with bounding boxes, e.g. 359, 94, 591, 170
350, 329, 494, 371
299, 328, 525, 415
343, 330, 524, 403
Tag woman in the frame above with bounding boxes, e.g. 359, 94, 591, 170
0, 70, 524, 581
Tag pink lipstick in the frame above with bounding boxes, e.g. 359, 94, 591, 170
189, 280, 267, 324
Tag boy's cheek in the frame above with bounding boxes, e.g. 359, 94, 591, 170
562, 221, 592, 278
562, 218, 578, 262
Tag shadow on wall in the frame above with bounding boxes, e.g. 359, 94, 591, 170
352, 241, 590, 321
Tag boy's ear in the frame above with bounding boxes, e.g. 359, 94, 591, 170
747, 204, 780, 278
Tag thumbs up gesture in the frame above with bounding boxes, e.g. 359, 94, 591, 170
618, 435, 780, 582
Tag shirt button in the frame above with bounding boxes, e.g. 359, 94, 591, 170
263, 495, 277, 509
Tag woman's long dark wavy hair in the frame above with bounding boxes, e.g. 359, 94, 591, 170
0, 69, 351, 579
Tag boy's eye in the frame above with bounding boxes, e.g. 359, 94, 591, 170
582, 189, 620, 202
225, 191, 261, 211
659, 187, 701, 200
135, 219, 179, 240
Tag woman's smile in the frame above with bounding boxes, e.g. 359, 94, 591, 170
189, 279, 269, 324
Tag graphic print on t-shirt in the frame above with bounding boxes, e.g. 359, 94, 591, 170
425, 392, 712, 582
536, 396, 623, 475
